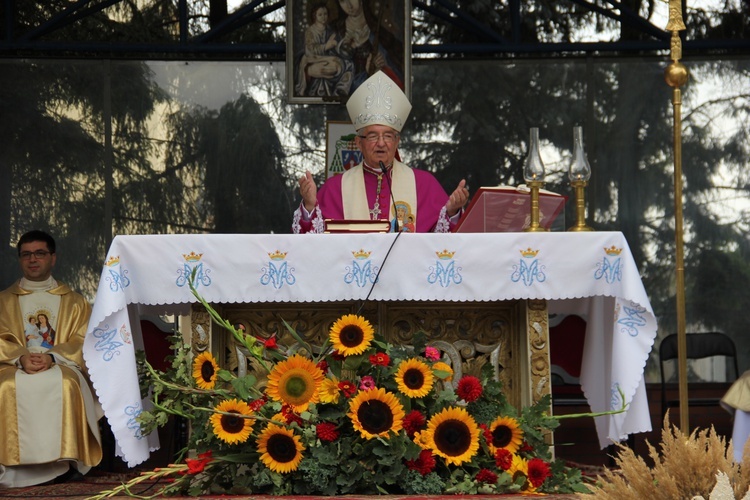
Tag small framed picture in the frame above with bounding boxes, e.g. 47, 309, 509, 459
326, 121, 362, 178
286, 0, 412, 104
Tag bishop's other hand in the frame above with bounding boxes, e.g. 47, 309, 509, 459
299, 170, 318, 212
446, 179, 469, 217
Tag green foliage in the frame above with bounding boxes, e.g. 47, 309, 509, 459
132, 312, 606, 496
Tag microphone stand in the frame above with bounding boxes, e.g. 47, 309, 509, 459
355, 161, 403, 316
379, 161, 401, 233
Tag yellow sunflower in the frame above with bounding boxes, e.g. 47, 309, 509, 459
329, 314, 374, 356
413, 430, 430, 450
257, 423, 305, 474
348, 387, 405, 439
424, 406, 480, 466
266, 353, 325, 412
432, 361, 454, 382
508, 454, 534, 492
318, 375, 340, 404
209, 399, 254, 444
192, 351, 220, 389
487, 415, 524, 455
395, 358, 434, 398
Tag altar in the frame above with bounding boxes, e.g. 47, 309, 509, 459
83, 231, 657, 467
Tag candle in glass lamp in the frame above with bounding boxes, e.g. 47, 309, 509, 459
569, 126, 591, 182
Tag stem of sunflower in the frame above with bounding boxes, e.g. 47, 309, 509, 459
145, 360, 232, 399
550, 385, 629, 420
187, 269, 272, 373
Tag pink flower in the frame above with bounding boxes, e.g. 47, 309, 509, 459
359, 375, 376, 391
424, 346, 440, 361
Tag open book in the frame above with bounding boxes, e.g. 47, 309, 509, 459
454, 185, 567, 233
324, 219, 391, 233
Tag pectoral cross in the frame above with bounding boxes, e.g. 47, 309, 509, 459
369, 203, 381, 219
370, 174, 383, 220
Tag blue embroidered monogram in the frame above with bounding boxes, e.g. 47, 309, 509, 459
176, 251, 212, 288
511, 248, 546, 286
105, 255, 130, 292
260, 250, 296, 289
428, 249, 462, 287
92, 323, 124, 362
595, 245, 623, 284
345, 249, 378, 287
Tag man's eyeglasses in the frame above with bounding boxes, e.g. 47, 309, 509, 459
358, 132, 399, 144
19, 250, 52, 260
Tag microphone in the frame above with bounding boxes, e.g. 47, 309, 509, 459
355, 162, 404, 316
379, 161, 401, 232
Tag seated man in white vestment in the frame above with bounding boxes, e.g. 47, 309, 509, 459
0, 230, 102, 488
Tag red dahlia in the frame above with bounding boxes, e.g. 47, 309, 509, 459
316, 422, 340, 442
405, 449, 436, 476
456, 375, 483, 402
494, 448, 513, 470
402, 410, 426, 437
475, 468, 498, 484
527, 458, 552, 488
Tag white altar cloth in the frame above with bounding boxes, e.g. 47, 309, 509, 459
83, 231, 657, 466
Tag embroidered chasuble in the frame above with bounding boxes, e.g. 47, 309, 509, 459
0, 277, 101, 488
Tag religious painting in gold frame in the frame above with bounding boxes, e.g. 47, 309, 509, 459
325, 120, 362, 178
286, 0, 412, 104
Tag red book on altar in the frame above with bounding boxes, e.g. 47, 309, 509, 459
324, 219, 391, 233
454, 185, 567, 233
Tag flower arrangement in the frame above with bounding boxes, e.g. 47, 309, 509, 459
98, 279, 617, 498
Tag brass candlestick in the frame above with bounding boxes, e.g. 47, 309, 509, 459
525, 180, 547, 232
567, 125, 593, 232
568, 180, 593, 231
523, 127, 548, 232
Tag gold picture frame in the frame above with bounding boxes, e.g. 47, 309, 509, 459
325, 121, 361, 178
286, 0, 412, 104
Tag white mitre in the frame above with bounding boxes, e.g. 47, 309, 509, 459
346, 71, 412, 132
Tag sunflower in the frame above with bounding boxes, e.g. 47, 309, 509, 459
257, 423, 304, 474
192, 351, 220, 389
266, 353, 325, 412
209, 399, 254, 445
432, 361, 454, 382
348, 387, 405, 439
486, 415, 524, 455
329, 314, 374, 356
508, 454, 533, 492
424, 406, 480, 466
395, 358, 434, 398
318, 375, 340, 404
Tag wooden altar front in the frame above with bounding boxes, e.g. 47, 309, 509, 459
189, 298, 551, 411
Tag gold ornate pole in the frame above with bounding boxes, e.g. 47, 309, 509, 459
664, 0, 690, 434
